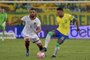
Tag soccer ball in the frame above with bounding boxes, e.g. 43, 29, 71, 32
37, 51, 45, 59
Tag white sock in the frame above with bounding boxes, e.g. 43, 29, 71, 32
44, 34, 51, 48
2, 38, 4, 41
2, 36, 4, 41
53, 47, 60, 56
2, 32, 5, 41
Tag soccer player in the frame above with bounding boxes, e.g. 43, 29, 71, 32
0, 7, 7, 41
42, 7, 80, 58
9, 8, 44, 56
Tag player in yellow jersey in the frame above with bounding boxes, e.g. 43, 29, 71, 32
42, 7, 80, 58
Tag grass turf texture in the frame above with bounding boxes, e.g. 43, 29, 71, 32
0, 39, 90, 60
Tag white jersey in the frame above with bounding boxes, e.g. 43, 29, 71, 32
21, 15, 41, 40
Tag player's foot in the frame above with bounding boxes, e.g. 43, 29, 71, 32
51, 55, 56, 58
2, 39, 5, 42
26, 51, 29, 56
41, 47, 47, 52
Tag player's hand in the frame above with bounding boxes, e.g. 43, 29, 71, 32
34, 30, 38, 34
7, 22, 13, 26
77, 28, 80, 31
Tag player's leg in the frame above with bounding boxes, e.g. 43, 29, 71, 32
32, 35, 43, 51
0, 22, 5, 41
24, 36, 30, 56
43, 30, 56, 52
35, 40, 43, 51
52, 35, 67, 58
52, 41, 60, 58
2, 27, 5, 41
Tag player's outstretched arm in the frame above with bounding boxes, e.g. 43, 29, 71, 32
8, 18, 23, 26
74, 18, 80, 31
34, 26, 41, 34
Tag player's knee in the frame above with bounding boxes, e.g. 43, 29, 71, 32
24, 37, 30, 44
35, 40, 41, 45
48, 31, 53, 36
25, 40, 30, 46
24, 37, 29, 41
58, 40, 64, 45
25, 40, 29, 43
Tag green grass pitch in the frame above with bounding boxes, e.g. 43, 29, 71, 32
0, 39, 90, 60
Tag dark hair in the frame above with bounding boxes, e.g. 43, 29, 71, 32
57, 7, 63, 11
30, 8, 37, 11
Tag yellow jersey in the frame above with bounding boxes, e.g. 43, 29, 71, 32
56, 13, 73, 36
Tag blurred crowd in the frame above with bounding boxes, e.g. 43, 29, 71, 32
0, 2, 90, 13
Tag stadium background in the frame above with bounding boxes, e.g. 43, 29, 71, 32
0, 1, 90, 39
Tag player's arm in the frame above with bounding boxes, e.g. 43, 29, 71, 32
73, 18, 80, 31
8, 15, 27, 26
0, 13, 7, 25
35, 26, 41, 34
8, 18, 23, 26
4, 13, 8, 21
70, 14, 80, 31
56, 17, 60, 27
35, 19, 41, 34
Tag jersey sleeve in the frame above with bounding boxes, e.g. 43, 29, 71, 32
4, 13, 7, 21
56, 17, 60, 25
69, 14, 75, 21
21, 16, 26, 21
37, 18, 41, 27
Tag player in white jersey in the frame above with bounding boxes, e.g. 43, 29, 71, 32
8, 8, 44, 56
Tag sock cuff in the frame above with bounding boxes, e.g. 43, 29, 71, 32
48, 32, 53, 36
56, 43, 60, 47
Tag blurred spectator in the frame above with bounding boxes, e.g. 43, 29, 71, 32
0, 3, 90, 13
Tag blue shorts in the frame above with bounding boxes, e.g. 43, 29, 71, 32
53, 30, 68, 43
